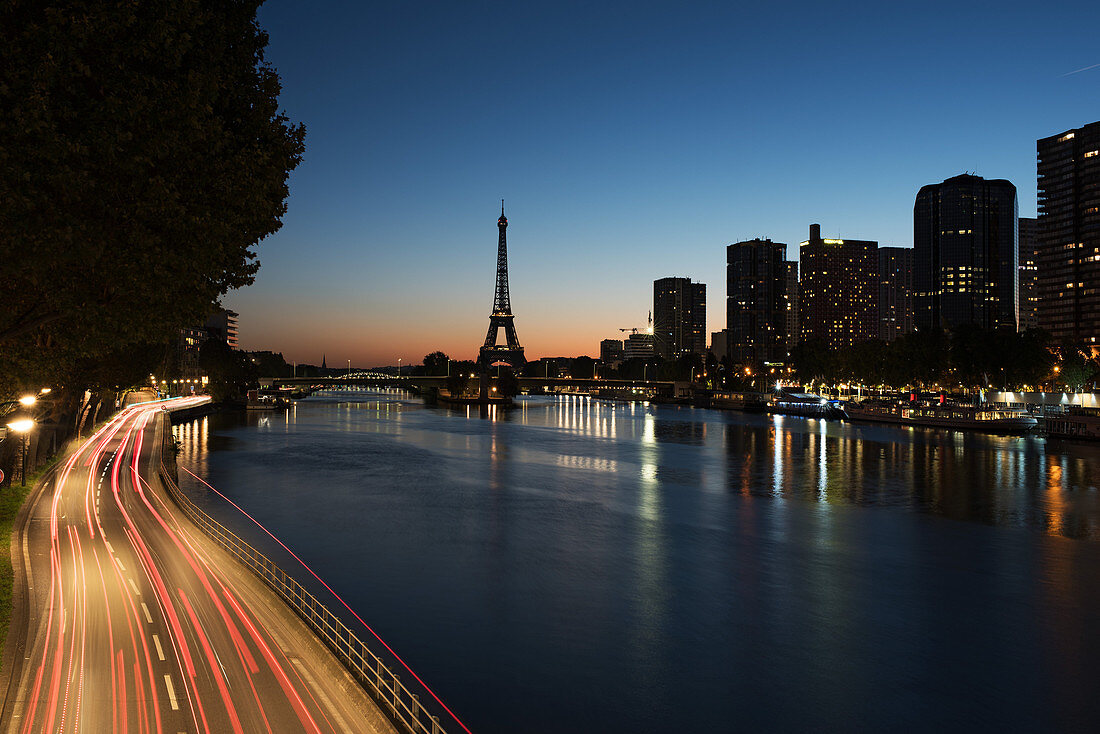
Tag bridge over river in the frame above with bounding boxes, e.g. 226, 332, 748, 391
258, 373, 688, 399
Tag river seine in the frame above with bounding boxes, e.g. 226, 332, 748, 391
174, 390, 1100, 732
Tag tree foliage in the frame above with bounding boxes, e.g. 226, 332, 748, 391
0, 1, 304, 390
421, 351, 450, 376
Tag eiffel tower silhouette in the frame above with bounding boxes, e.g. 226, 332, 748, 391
479, 201, 526, 379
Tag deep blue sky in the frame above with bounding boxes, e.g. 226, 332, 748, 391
228, 0, 1100, 366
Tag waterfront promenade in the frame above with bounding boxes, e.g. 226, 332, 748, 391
0, 397, 395, 733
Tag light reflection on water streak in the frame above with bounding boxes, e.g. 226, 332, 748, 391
172, 391, 1100, 734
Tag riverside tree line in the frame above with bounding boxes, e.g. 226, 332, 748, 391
0, 1, 304, 486
414, 324, 1099, 397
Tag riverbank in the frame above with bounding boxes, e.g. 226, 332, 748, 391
0, 456, 61, 653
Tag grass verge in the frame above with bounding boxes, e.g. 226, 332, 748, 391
0, 456, 62, 652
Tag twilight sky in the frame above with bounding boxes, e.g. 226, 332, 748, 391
227, 0, 1100, 367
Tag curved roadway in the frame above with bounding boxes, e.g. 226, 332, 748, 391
1, 397, 396, 734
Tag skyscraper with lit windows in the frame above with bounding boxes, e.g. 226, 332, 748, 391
653, 277, 706, 359
798, 224, 877, 349
913, 174, 1018, 332
1037, 122, 1100, 345
726, 238, 788, 364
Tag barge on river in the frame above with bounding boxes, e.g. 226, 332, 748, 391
1041, 405, 1100, 440
846, 401, 1037, 434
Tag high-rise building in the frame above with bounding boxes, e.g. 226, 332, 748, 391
783, 261, 799, 353
877, 247, 914, 342
726, 239, 788, 364
624, 332, 655, 360
204, 308, 239, 349
798, 224, 877, 349
914, 174, 1019, 332
1018, 216, 1039, 331
600, 339, 624, 365
710, 330, 729, 361
1037, 122, 1100, 345
653, 277, 706, 359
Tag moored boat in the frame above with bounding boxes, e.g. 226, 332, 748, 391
1041, 406, 1100, 440
846, 400, 1037, 434
770, 391, 848, 420
711, 391, 769, 412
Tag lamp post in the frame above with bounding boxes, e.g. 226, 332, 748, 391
6, 418, 34, 487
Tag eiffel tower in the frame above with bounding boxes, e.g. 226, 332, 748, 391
479, 201, 526, 377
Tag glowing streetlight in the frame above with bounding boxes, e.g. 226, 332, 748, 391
18, 395, 36, 407
6, 418, 35, 487
39, 388, 51, 395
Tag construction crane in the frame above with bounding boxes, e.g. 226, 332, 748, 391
618, 311, 654, 335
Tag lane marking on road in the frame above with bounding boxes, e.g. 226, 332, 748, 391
153, 634, 166, 661
128, 578, 140, 595
105, 541, 115, 554
289, 658, 355, 734
163, 674, 180, 710
116, 558, 126, 572
141, 602, 153, 623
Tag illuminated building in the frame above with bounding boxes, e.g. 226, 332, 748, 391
877, 247, 914, 342
1037, 122, 1100, 344
1018, 216, 1039, 331
726, 238, 788, 364
653, 277, 706, 359
798, 224, 877, 349
624, 332, 655, 360
914, 174, 1018, 332
784, 261, 799, 351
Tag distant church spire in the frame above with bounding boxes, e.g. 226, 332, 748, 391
321, 354, 327, 370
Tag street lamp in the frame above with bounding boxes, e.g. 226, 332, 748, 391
18, 395, 36, 407
6, 418, 34, 487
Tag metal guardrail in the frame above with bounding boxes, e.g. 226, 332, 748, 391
157, 423, 448, 734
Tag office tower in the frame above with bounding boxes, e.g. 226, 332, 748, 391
726, 239, 788, 364
624, 332, 656, 360
653, 277, 706, 359
600, 339, 624, 365
914, 174, 1019, 332
784, 261, 799, 352
798, 224, 877, 349
877, 247, 914, 342
1037, 122, 1100, 344
1018, 216, 1039, 331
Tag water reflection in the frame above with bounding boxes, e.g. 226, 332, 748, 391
173, 390, 1100, 733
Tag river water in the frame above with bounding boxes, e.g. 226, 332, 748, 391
174, 391, 1100, 732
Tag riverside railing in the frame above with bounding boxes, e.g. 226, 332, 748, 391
157, 418, 450, 734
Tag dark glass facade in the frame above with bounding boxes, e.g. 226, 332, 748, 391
914, 174, 1018, 332
798, 224, 877, 349
1037, 122, 1100, 345
877, 247, 914, 342
653, 277, 706, 359
1018, 216, 1039, 331
725, 239, 788, 364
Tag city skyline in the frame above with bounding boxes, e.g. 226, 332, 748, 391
224, 1, 1099, 365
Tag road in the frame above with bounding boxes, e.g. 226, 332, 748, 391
1, 397, 396, 734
